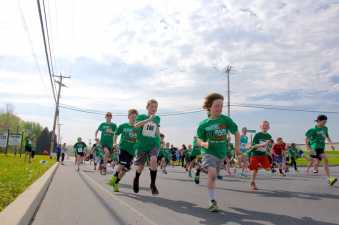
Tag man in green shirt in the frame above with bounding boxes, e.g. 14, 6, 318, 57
196, 93, 240, 212
73, 137, 87, 171
133, 99, 161, 195
95, 112, 117, 169
305, 115, 337, 186
111, 109, 138, 192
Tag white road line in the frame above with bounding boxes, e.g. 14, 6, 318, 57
81, 171, 159, 225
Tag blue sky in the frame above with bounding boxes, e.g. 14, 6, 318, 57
0, 0, 339, 145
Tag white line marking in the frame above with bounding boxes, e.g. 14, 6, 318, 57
81, 171, 158, 225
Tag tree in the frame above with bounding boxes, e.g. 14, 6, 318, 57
36, 127, 51, 154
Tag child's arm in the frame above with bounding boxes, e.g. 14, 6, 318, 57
134, 115, 154, 128
326, 136, 336, 151
305, 137, 312, 153
197, 138, 208, 149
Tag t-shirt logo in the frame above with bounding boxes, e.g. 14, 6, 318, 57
142, 121, 156, 137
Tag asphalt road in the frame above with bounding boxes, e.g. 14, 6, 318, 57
31, 160, 339, 225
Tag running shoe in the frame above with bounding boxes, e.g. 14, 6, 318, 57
150, 184, 159, 195
111, 176, 119, 192
328, 176, 338, 186
250, 182, 258, 191
208, 200, 219, 212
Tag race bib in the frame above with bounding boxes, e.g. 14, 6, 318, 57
142, 121, 157, 137
77, 147, 83, 153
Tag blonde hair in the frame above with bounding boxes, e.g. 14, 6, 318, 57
146, 99, 158, 108
128, 109, 138, 116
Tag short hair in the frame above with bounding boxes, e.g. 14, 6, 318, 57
147, 99, 158, 108
128, 109, 138, 116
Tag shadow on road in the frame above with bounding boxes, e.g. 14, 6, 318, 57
121, 193, 338, 225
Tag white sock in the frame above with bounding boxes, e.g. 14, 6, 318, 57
208, 189, 215, 202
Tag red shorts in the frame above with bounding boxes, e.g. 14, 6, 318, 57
249, 156, 271, 170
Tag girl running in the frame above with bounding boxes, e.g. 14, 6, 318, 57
196, 93, 240, 212
272, 137, 287, 176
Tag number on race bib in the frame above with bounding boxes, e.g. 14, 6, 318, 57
142, 122, 157, 137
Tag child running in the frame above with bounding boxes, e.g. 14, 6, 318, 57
248, 121, 272, 190
111, 109, 138, 192
288, 143, 299, 173
239, 127, 249, 177
158, 142, 171, 174
133, 99, 161, 195
73, 137, 87, 171
189, 137, 201, 179
272, 137, 287, 176
95, 112, 117, 174
305, 115, 337, 186
90, 138, 104, 172
196, 93, 240, 212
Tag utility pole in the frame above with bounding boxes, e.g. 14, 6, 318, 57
57, 122, 63, 145
225, 65, 232, 116
50, 73, 70, 157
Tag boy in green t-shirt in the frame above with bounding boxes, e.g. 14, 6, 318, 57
187, 137, 201, 178
95, 112, 117, 168
249, 121, 272, 191
159, 142, 171, 174
90, 138, 104, 172
133, 99, 161, 195
111, 109, 139, 192
73, 137, 87, 172
196, 93, 240, 212
305, 115, 337, 186
287, 143, 299, 173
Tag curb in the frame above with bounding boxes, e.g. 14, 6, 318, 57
0, 162, 59, 225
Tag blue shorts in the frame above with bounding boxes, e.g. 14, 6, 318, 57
273, 155, 283, 164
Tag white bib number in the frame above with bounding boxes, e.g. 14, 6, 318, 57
142, 122, 157, 137
257, 141, 267, 152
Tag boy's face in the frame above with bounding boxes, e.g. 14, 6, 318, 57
128, 113, 137, 123
106, 115, 112, 122
260, 121, 270, 132
210, 99, 223, 116
317, 120, 327, 127
147, 103, 158, 115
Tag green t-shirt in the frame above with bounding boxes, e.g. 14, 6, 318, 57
191, 140, 201, 157
93, 144, 104, 158
135, 114, 161, 152
74, 142, 87, 153
25, 137, 32, 148
288, 146, 298, 158
158, 148, 171, 161
115, 123, 138, 156
305, 126, 328, 150
98, 122, 117, 149
197, 114, 238, 159
184, 149, 191, 158
250, 132, 272, 157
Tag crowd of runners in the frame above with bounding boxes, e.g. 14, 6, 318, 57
70, 93, 338, 212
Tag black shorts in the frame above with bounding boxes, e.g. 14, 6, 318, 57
25, 146, 32, 152
76, 152, 85, 157
311, 148, 325, 161
119, 150, 134, 170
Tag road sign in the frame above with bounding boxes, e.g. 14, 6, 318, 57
8, 134, 22, 146
0, 133, 8, 148
247, 129, 256, 133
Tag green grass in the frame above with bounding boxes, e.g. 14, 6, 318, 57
0, 153, 55, 212
296, 151, 339, 166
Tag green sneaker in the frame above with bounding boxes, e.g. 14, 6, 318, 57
208, 200, 219, 212
328, 176, 338, 186
111, 176, 120, 192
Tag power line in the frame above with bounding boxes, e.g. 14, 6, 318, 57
59, 103, 339, 117
36, 0, 56, 103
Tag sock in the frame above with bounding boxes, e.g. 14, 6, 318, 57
208, 189, 216, 202
196, 169, 201, 177
150, 169, 157, 186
